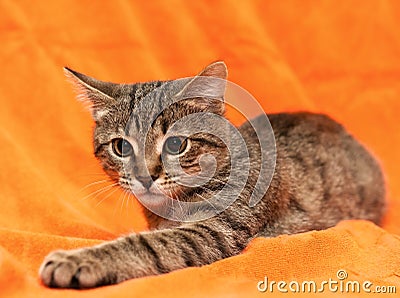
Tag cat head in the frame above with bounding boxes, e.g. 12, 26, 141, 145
66, 62, 232, 208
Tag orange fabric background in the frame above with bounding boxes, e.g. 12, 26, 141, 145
1, 1, 400, 297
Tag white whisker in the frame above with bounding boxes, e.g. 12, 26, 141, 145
78, 182, 120, 202
113, 190, 125, 217
94, 187, 120, 208
76, 179, 113, 193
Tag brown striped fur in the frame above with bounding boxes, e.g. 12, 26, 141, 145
39, 62, 386, 288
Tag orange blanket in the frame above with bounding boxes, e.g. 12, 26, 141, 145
1, 1, 399, 297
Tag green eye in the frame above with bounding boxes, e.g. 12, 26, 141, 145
163, 136, 188, 155
112, 138, 133, 157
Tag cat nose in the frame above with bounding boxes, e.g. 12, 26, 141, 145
136, 175, 158, 189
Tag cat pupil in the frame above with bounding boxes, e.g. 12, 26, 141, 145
164, 136, 187, 155
112, 138, 133, 157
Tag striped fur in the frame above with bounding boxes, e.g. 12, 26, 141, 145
39, 62, 386, 288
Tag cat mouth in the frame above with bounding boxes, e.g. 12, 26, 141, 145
135, 192, 170, 208
128, 184, 173, 206
119, 180, 179, 207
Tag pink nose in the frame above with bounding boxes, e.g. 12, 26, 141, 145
136, 175, 158, 189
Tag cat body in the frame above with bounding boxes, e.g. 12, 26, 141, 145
39, 62, 385, 288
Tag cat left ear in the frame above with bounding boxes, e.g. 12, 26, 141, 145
183, 61, 228, 98
179, 61, 228, 114
64, 67, 118, 121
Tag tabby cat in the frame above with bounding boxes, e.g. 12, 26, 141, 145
39, 62, 385, 288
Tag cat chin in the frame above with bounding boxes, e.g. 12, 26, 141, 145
129, 183, 173, 208
136, 193, 170, 208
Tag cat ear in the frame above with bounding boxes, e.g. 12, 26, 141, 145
64, 67, 118, 121
179, 61, 228, 115
183, 61, 228, 98
197, 61, 228, 80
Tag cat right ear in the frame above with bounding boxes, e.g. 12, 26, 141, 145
176, 61, 228, 115
63, 67, 118, 121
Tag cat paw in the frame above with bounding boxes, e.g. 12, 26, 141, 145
39, 249, 105, 288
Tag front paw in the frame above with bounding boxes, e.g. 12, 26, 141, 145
39, 249, 105, 288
